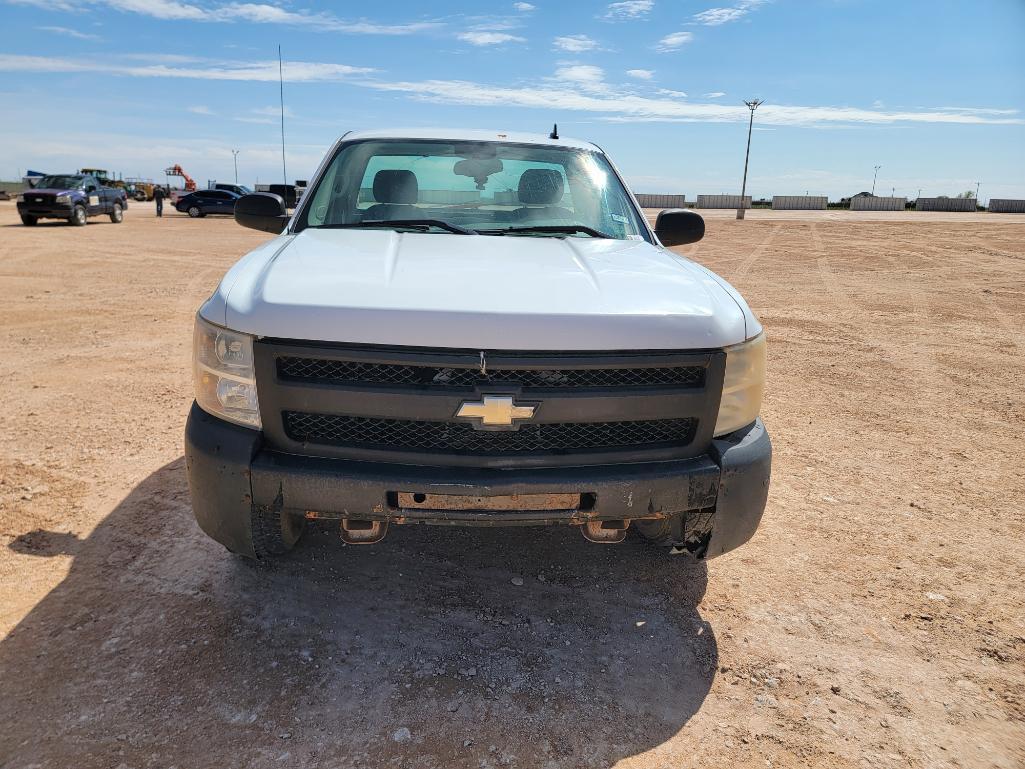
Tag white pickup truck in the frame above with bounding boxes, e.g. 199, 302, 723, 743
185, 128, 770, 560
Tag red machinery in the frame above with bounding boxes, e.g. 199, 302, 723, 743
164, 164, 197, 192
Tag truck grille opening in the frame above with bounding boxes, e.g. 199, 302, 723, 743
283, 412, 697, 455
276, 356, 705, 390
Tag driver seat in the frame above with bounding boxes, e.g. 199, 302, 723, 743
363, 170, 419, 220
513, 169, 573, 221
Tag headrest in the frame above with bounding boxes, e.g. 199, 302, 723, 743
373, 170, 418, 204
518, 169, 564, 205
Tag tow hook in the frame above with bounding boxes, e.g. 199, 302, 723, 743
581, 519, 629, 544
340, 519, 388, 545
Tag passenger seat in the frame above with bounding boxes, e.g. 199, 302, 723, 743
514, 169, 574, 221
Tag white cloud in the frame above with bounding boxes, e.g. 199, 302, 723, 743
3, 54, 1021, 129
626, 69, 654, 80
0, 54, 374, 81
250, 105, 295, 117
458, 31, 525, 45
105, 0, 206, 20
693, 8, 744, 25
187, 105, 214, 114
370, 76, 1024, 128
19, 0, 440, 34
656, 31, 693, 52
553, 34, 599, 52
603, 0, 654, 20
36, 25, 102, 40
554, 64, 606, 89
513, 2, 534, 10
658, 88, 687, 98
692, 0, 766, 26
704, 91, 725, 98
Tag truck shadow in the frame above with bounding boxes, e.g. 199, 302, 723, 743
1, 458, 716, 768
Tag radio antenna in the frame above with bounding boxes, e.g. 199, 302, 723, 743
549, 123, 559, 140
278, 44, 287, 187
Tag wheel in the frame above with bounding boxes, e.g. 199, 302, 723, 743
70, 204, 87, 226
109, 203, 123, 223
188, 206, 202, 218
20, 214, 37, 226
251, 507, 305, 559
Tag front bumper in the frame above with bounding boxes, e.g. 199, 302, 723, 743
17, 201, 73, 217
184, 402, 771, 559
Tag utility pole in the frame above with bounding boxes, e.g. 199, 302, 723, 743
231, 149, 240, 184
975, 181, 981, 203
871, 165, 881, 195
737, 98, 763, 220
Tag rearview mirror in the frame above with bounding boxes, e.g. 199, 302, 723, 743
235, 193, 289, 233
654, 209, 704, 247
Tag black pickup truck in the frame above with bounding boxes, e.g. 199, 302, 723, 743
17, 174, 128, 226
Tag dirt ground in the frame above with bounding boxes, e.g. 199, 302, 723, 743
1, 201, 1022, 769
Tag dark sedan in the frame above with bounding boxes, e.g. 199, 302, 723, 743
175, 189, 241, 217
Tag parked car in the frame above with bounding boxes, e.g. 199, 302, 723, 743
213, 183, 253, 197
185, 128, 770, 561
16, 173, 127, 226
175, 189, 241, 217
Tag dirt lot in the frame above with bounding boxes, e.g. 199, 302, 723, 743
1, 201, 1023, 768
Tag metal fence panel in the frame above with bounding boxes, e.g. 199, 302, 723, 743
696, 194, 751, 209
850, 196, 906, 211
771, 195, 827, 210
916, 197, 977, 212
635, 193, 687, 209
988, 198, 1025, 214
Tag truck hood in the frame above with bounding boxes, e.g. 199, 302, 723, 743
207, 229, 756, 350
24, 187, 80, 195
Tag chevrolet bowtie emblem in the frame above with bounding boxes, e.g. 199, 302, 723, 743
456, 395, 537, 428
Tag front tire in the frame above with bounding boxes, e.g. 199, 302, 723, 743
251, 507, 305, 559
109, 202, 123, 223
70, 204, 87, 226
20, 214, 37, 226
187, 206, 202, 218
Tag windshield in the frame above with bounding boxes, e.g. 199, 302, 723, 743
294, 139, 649, 240
37, 175, 85, 189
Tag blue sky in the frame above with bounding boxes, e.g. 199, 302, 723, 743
1, 0, 1023, 200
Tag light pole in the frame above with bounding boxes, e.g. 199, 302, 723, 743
737, 98, 763, 220
231, 149, 240, 184
871, 165, 881, 195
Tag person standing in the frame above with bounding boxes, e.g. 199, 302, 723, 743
153, 185, 165, 217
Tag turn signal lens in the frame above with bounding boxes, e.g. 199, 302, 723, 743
714, 333, 765, 437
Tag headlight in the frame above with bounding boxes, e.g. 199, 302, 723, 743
193, 314, 261, 429
714, 332, 765, 437
55, 194, 71, 204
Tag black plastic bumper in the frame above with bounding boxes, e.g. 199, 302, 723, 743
17, 202, 73, 217
184, 402, 770, 559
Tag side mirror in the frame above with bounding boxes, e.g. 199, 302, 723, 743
654, 209, 704, 247
235, 193, 289, 234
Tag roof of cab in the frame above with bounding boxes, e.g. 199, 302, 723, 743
338, 127, 603, 153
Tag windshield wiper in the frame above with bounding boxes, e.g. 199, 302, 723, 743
480, 224, 613, 239
314, 219, 476, 235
